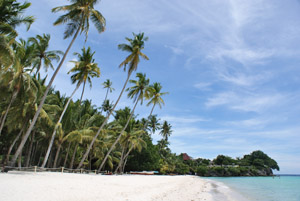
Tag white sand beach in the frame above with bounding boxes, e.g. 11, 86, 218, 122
0, 172, 244, 201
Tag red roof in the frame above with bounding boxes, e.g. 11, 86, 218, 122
183, 153, 191, 161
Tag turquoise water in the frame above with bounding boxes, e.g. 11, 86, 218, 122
208, 176, 300, 201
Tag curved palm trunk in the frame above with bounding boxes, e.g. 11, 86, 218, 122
115, 145, 126, 173
63, 142, 71, 167
25, 131, 35, 167
41, 83, 81, 168
4, 124, 25, 166
69, 143, 78, 169
77, 72, 132, 169
9, 26, 82, 167
118, 104, 156, 172
53, 142, 62, 168
79, 80, 86, 103
0, 91, 19, 136
98, 97, 140, 172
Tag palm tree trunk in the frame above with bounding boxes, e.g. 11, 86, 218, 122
41, 83, 81, 168
18, 150, 22, 168
98, 97, 140, 172
69, 142, 78, 169
115, 146, 126, 173
4, 124, 25, 166
25, 131, 35, 167
79, 80, 86, 103
0, 91, 18, 136
9, 25, 82, 167
119, 104, 156, 171
122, 155, 129, 173
63, 142, 71, 168
77, 71, 133, 169
53, 142, 62, 168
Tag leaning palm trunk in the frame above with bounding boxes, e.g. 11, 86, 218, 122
115, 145, 127, 173
79, 80, 86, 103
41, 83, 81, 168
0, 91, 19, 136
3, 124, 25, 167
53, 142, 62, 168
69, 142, 78, 169
63, 142, 71, 167
98, 97, 140, 172
9, 25, 82, 167
25, 131, 35, 167
77, 72, 133, 169
117, 104, 156, 172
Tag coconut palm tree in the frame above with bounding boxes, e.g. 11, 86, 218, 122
9, 0, 106, 167
120, 83, 168, 167
78, 32, 149, 169
41, 46, 100, 168
160, 121, 172, 141
0, 39, 35, 136
101, 99, 114, 117
0, 0, 34, 66
115, 119, 146, 173
98, 73, 151, 172
148, 115, 161, 135
101, 79, 114, 113
70, 47, 100, 102
28, 34, 63, 77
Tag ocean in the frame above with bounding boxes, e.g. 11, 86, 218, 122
208, 175, 300, 201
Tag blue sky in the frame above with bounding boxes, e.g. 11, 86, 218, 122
19, 0, 300, 174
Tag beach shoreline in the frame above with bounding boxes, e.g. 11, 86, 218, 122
0, 171, 247, 201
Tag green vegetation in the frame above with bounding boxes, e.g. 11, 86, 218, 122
0, 0, 279, 177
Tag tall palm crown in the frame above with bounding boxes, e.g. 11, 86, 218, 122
148, 115, 161, 135
118, 33, 149, 76
0, 0, 34, 66
52, 0, 106, 40
29, 34, 63, 76
160, 120, 172, 141
68, 46, 100, 101
147, 82, 168, 109
102, 79, 114, 93
127, 73, 151, 105
101, 79, 114, 111
0, 0, 34, 38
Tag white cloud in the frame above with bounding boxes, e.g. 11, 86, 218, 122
205, 91, 285, 113
194, 82, 212, 91
161, 115, 208, 124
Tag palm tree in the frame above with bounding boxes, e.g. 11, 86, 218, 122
101, 79, 114, 113
148, 115, 161, 135
101, 99, 114, 116
41, 46, 100, 168
9, 0, 105, 167
28, 34, 63, 77
160, 121, 172, 141
78, 32, 149, 169
0, 0, 34, 66
98, 73, 151, 172
120, 83, 168, 167
70, 47, 100, 102
0, 39, 35, 136
115, 119, 146, 173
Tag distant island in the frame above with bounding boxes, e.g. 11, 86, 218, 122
189, 150, 280, 177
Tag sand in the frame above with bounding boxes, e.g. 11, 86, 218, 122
0, 171, 244, 201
